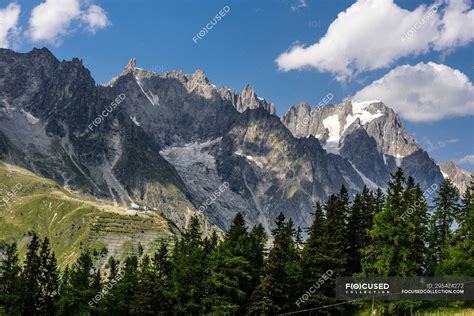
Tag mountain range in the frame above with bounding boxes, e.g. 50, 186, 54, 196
0, 47, 471, 235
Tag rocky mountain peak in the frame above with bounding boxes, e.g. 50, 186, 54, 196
125, 57, 137, 71
191, 69, 209, 83
0, 48, 447, 232
439, 161, 472, 193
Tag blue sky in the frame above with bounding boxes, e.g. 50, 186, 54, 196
2, 0, 473, 171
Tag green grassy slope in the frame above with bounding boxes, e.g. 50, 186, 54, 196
0, 162, 176, 267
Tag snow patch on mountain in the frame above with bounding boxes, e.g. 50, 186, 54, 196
344, 102, 383, 131
130, 115, 140, 126
134, 75, 159, 106
349, 162, 379, 189
234, 150, 266, 168
322, 113, 341, 154
21, 110, 40, 125
320, 101, 383, 155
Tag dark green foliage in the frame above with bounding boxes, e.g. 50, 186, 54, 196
249, 212, 300, 314
0, 242, 22, 315
171, 216, 209, 314
21, 233, 42, 315
438, 176, 474, 276
1, 171, 471, 315
347, 186, 376, 275
57, 250, 96, 315
38, 237, 60, 315
428, 178, 461, 274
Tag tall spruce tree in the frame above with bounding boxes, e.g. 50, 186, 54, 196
439, 177, 474, 276
38, 237, 60, 315
20, 233, 42, 315
172, 216, 208, 314
300, 202, 330, 309
203, 213, 253, 314
347, 187, 376, 275
430, 178, 461, 272
408, 184, 429, 275
249, 213, 298, 314
57, 250, 95, 315
113, 255, 139, 314
362, 169, 420, 276
0, 242, 22, 315
152, 243, 174, 311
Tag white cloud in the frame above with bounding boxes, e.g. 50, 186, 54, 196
456, 154, 474, 165
28, 0, 109, 44
352, 62, 474, 122
276, 0, 473, 81
435, 0, 474, 50
0, 3, 21, 48
81, 4, 110, 33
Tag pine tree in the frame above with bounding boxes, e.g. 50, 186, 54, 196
319, 189, 350, 314
362, 169, 424, 277
375, 187, 385, 214
203, 246, 251, 314
249, 212, 298, 314
172, 216, 208, 313
57, 250, 95, 314
20, 233, 42, 315
113, 256, 139, 314
92, 268, 102, 293
203, 213, 254, 314
430, 178, 461, 271
38, 237, 60, 315
0, 242, 22, 315
363, 169, 402, 276
362, 170, 430, 314
347, 187, 376, 275
152, 243, 174, 311
439, 176, 474, 276
300, 202, 329, 308
108, 256, 118, 280
408, 184, 429, 275
131, 255, 154, 315
247, 223, 267, 290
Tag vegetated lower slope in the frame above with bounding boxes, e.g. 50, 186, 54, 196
0, 162, 178, 267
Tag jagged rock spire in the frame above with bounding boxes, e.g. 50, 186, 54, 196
125, 58, 137, 72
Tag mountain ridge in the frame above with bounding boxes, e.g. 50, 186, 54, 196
0, 47, 459, 232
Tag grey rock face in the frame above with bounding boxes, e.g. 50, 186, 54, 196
439, 161, 472, 193
0, 48, 447, 231
282, 100, 443, 191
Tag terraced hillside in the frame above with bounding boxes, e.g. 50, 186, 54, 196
0, 162, 178, 267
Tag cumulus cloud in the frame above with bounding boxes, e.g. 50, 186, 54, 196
352, 62, 474, 122
276, 0, 474, 80
0, 3, 21, 48
28, 0, 109, 44
435, 0, 474, 50
81, 4, 110, 33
